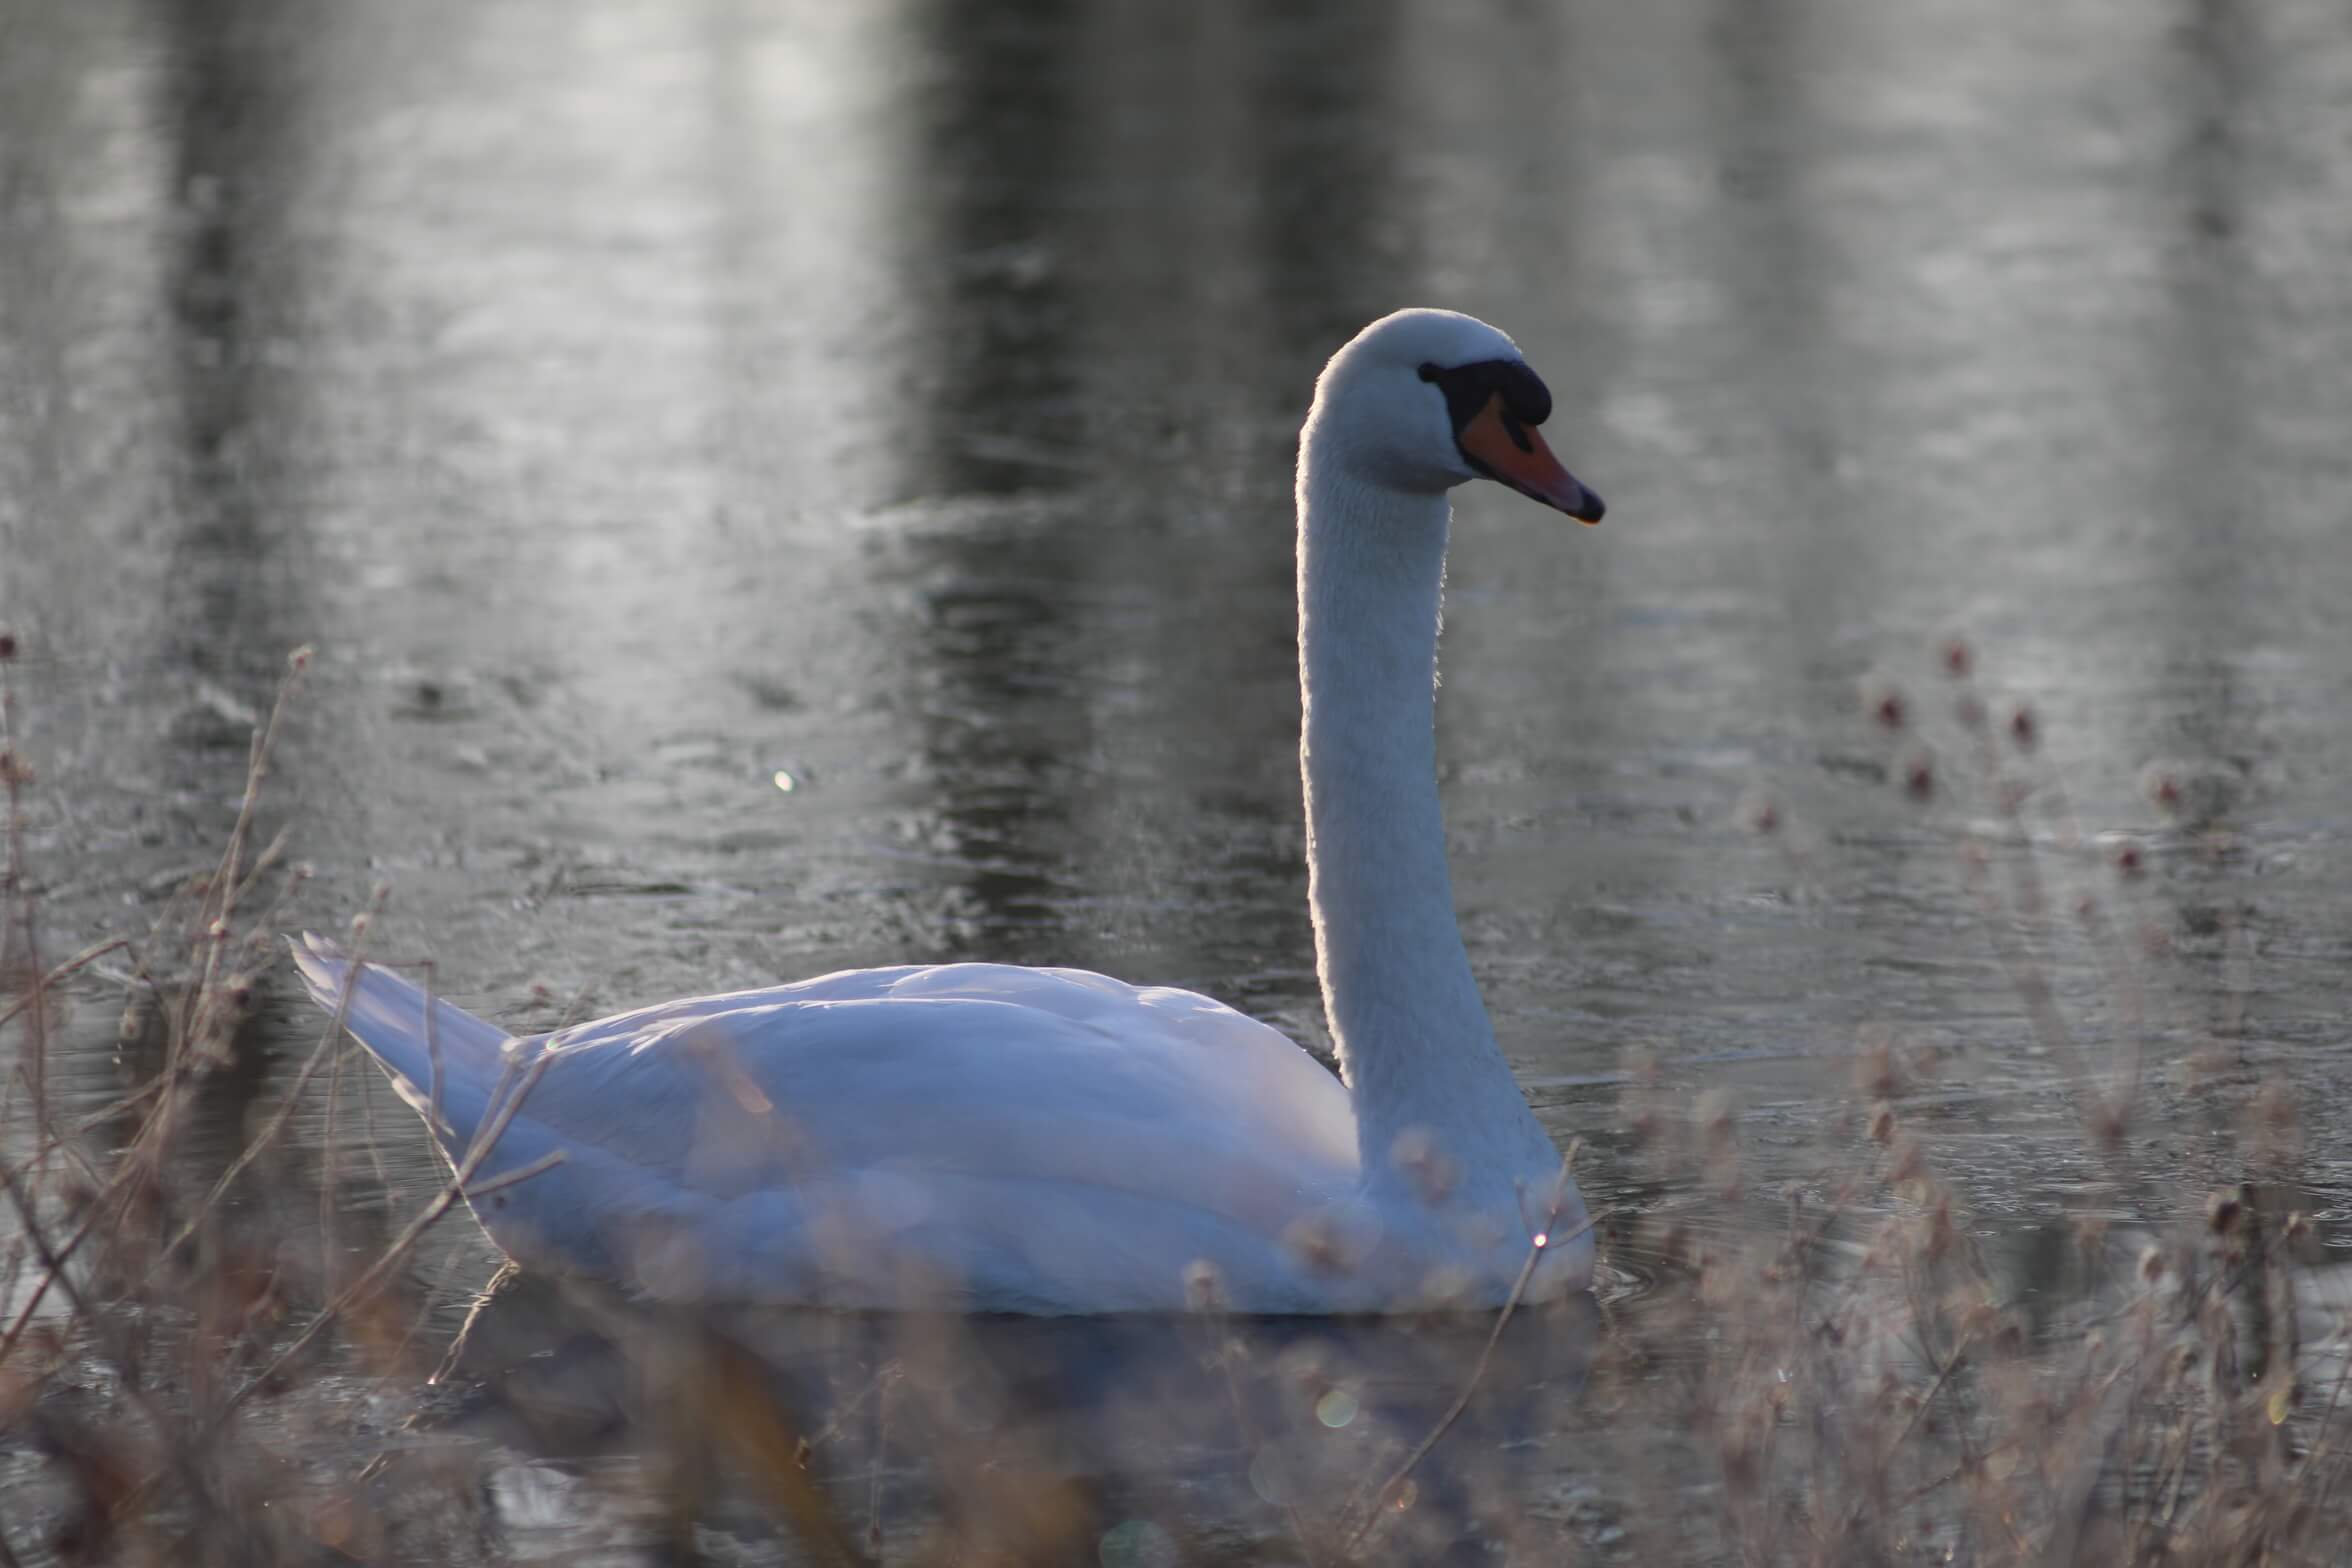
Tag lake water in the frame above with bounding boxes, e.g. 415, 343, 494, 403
5, 0, 2351, 1560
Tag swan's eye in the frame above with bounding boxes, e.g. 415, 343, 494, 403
1419, 359, 1553, 436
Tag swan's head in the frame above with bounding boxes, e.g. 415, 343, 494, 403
1304, 308, 1604, 523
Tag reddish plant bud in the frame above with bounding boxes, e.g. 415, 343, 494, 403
1859, 675, 1906, 730
1939, 637, 1972, 678
1902, 752, 1934, 801
2007, 703, 2037, 751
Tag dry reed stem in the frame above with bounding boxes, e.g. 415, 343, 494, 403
1346, 1143, 1592, 1550
215, 1024, 559, 1421
153, 889, 388, 1271
180, 649, 309, 1063
0, 937, 127, 1039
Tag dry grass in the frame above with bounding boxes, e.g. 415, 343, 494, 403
1, 629, 2346, 1566
1588, 639, 2346, 1566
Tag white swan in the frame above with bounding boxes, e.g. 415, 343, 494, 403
294, 308, 1606, 1314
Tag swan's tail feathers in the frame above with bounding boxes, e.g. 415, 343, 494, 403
288, 933, 514, 1151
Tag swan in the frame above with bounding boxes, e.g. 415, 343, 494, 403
293, 308, 1607, 1314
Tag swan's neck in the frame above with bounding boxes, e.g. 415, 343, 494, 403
1295, 452, 1556, 1202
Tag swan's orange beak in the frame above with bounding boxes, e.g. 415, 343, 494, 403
1459, 393, 1605, 524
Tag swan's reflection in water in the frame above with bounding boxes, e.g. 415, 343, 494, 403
437, 1268, 1597, 1561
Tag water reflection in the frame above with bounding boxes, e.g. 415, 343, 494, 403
1239, 0, 1412, 339
886, 0, 1095, 963
439, 1267, 1597, 1562
151, 0, 322, 735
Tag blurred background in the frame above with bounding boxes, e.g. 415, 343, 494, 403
3, 0, 2352, 1554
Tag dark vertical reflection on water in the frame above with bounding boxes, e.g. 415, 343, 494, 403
2128, 0, 2292, 1093
904, 0, 1086, 501
2148, 0, 2258, 696
1240, 0, 1412, 346
1028, 0, 1426, 1025
1160, 0, 1417, 1010
888, 0, 1094, 964
147, 0, 419, 1262
148, 0, 316, 689
860, 0, 1424, 987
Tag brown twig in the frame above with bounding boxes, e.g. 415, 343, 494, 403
1346, 1144, 1592, 1548
155, 892, 386, 1270
215, 1037, 556, 1421
0, 937, 129, 1037
179, 648, 309, 1067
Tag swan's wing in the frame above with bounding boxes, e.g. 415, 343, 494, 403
472, 964, 1364, 1307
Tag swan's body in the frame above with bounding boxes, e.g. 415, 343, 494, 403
296, 309, 1606, 1314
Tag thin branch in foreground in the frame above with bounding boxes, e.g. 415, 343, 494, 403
456, 1148, 565, 1200
0, 938, 129, 1037
215, 1041, 558, 1422
155, 891, 387, 1270
180, 648, 310, 1063
1345, 1143, 1593, 1550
